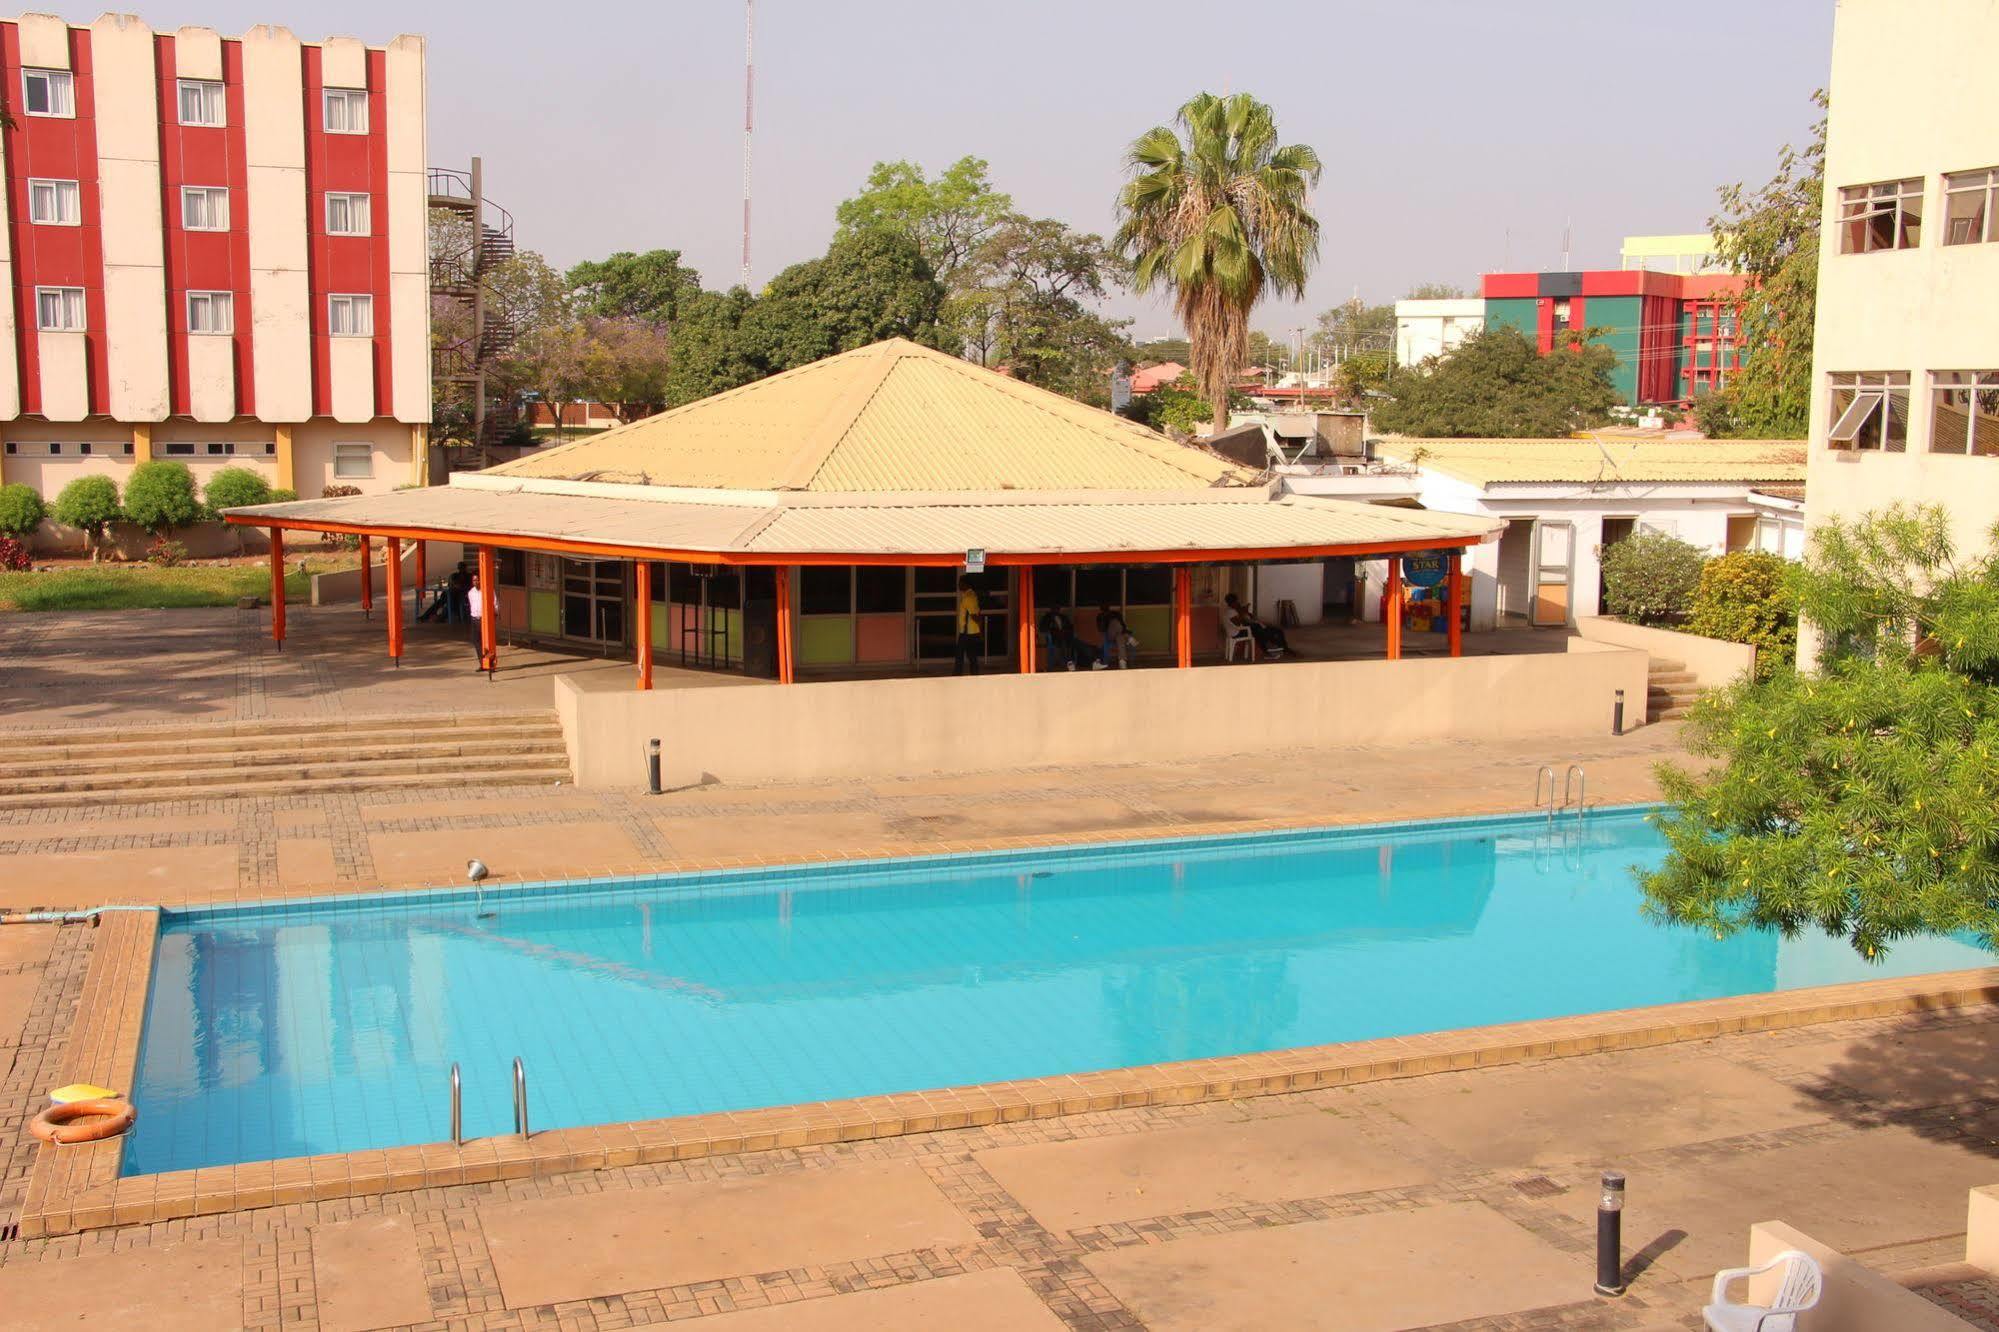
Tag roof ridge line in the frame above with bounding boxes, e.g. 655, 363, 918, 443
778, 342, 907, 491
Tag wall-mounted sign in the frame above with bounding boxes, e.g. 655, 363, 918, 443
1401, 552, 1451, 588
965, 549, 986, 574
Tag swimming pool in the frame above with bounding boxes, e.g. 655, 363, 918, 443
124, 807, 1992, 1175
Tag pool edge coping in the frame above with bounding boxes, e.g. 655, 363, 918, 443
22, 948, 1999, 1238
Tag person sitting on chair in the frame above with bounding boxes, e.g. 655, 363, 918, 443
1095, 604, 1135, 669
1039, 606, 1087, 671
1224, 593, 1288, 658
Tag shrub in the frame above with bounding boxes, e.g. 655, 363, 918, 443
1688, 550, 1797, 675
0, 537, 30, 571
146, 537, 189, 567
202, 466, 272, 513
51, 474, 122, 560
0, 482, 46, 536
320, 484, 362, 499
267, 487, 299, 503
1601, 530, 1705, 625
122, 461, 202, 535
319, 484, 362, 548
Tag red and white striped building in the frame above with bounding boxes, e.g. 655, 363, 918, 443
0, 13, 428, 505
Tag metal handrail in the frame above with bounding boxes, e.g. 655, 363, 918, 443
449, 1062, 463, 1146
1563, 764, 1588, 822
1533, 765, 1557, 824
512, 1057, 530, 1140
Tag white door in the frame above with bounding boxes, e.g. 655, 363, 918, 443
1529, 520, 1574, 628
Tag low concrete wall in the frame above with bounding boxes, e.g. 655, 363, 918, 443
28, 517, 266, 560
1966, 1184, 1999, 1275
310, 540, 464, 606
555, 639, 1650, 790
1745, 1221, 1972, 1330
1575, 616, 1757, 688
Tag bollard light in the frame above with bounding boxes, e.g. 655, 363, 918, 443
646, 738, 663, 795
1613, 688, 1625, 737
1594, 1169, 1626, 1296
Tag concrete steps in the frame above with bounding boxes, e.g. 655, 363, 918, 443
1645, 656, 1704, 722
0, 711, 570, 809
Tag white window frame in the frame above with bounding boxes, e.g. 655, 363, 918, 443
27, 178, 80, 226
322, 87, 369, 134
35, 286, 86, 332
327, 293, 374, 338
1837, 178, 1925, 254
22, 68, 74, 118
1929, 371, 1999, 457
324, 192, 371, 237
1943, 168, 1999, 247
1826, 372, 1911, 452
180, 186, 230, 232
331, 442, 374, 479
176, 78, 226, 127
187, 290, 234, 336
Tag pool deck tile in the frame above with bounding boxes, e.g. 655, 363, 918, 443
679, 1268, 1071, 1331
0, 1232, 247, 1331
312, 1212, 433, 1332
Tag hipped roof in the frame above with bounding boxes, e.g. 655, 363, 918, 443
487, 339, 1249, 492
1372, 436, 1807, 486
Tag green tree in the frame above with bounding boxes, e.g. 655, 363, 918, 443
51, 474, 121, 560
494, 318, 593, 438
0, 482, 46, 536
578, 316, 674, 422
1116, 92, 1322, 435
1688, 550, 1797, 674
1641, 505, 1999, 958
965, 216, 1133, 404
566, 249, 701, 324
663, 288, 760, 407
1371, 326, 1619, 437
1707, 90, 1825, 438
738, 230, 945, 371
121, 461, 203, 536
834, 156, 1013, 285
1405, 281, 1468, 300
1311, 297, 1394, 359
1333, 348, 1396, 404
1601, 530, 1706, 624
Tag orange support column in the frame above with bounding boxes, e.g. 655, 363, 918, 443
1174, 566, 1192, 668
478, 546, 497, 675
359, 535, 373, 617
269, 527, 286, 649
774, 566, 795, 684
412, 539, 426, 624
1384, 557, 1402, 661
1018, 568, 1036, 672
635, 561, 654, 690
1447, 552, 1464, 658
386, 537, 403, 664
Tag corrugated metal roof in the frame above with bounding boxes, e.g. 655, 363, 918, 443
484, 339, 1249, 493
1372, 436, 1807, 485
228, 487, 1502, 558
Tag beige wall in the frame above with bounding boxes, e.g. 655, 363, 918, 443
89, 14, 170, 423
1744, 1220, 1970, 1331
242, 25, 312, 422
385, 35, 429, 426
1573, 617, 1758, 689
291, 418, 416, 496
1807, 0, 1999, 557
554, 641, 1650, 789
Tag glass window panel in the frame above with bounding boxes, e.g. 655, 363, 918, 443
1074, 567, 1122, 607
1031, 566, 1072, 608
1827, 389, 1881, 442
707, 568, 742, 610
800, 565, 852, 615
1125, 566, 1174, 604
854, 565, 905, 613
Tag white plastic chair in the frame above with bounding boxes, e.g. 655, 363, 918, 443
1223, 622, 1256, 662
1703, 1249, 1822, 1332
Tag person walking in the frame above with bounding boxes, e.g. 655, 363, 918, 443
955, 576, 983, 676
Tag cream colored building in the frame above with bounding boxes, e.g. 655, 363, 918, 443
1619, 233, 1721, 275
1806, 0, 1999, 557
0, 14, 429, 519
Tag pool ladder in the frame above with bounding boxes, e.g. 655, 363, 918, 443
1533, 764, 1589, 824
447, 1057, 531, 1147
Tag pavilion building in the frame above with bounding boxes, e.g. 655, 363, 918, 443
226, 338, 1504, 687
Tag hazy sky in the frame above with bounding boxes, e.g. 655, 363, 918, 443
49, 1, 1834, 340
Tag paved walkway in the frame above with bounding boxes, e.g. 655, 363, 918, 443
3, 912, 1995, 1330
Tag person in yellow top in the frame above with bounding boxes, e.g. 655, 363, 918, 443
955, 576, 984, 676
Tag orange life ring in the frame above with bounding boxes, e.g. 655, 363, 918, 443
28, 1098, 136, 1145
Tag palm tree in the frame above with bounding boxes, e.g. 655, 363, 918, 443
1115, 93, 1322, 435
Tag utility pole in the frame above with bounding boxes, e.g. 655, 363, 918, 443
741, 0, 755, 287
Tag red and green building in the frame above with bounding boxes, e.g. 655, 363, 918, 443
1480, 270, 1746, 407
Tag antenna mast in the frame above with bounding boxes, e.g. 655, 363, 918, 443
741, 0, 755, 287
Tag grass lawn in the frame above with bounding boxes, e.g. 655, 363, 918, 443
0, 554, 356, 612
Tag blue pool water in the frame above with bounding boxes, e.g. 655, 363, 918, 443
125, 808, 1992, 1175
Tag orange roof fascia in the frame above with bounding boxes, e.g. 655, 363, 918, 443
227, 512, 1484, 566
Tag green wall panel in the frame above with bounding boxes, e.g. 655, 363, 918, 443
1583, 295, 1642, 405
1485, 299, 1538, 337
528, 590, 559, 635
798, 617, 855, 665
